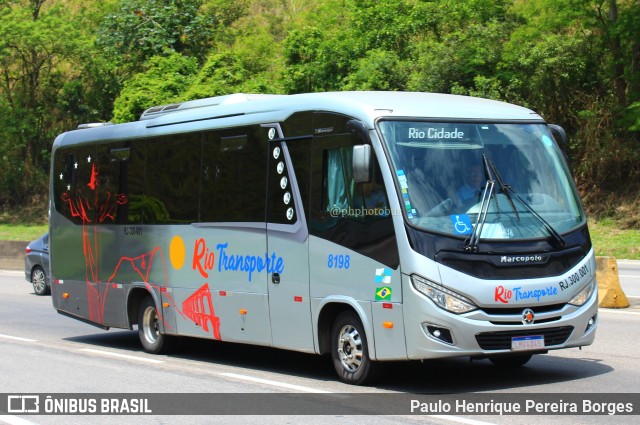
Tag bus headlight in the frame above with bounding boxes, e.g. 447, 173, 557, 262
568, 279, 596, 306
411, 275, 477, 314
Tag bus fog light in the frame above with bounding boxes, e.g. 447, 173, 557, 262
423, 324, 454, 345
411, 275, 477, 314
585, 313, 597, 334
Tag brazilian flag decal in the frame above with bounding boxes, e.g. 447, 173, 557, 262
375, 286, 392, 301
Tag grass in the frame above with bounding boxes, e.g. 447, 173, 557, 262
0, 219, 636, 259
588, 218, 640, 260
0, 224, 48, 241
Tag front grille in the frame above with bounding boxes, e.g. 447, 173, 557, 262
442, 256, 582, 279
489, 316, 561, 326
438, 247, 585, 280
475, 326, 574, 350
481, 303, 566, 315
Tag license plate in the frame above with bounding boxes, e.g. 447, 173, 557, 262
511, 335, 544, 351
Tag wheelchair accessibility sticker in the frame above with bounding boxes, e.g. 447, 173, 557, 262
451, 214, 472, 235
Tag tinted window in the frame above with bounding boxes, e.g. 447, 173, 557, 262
54, 145, 96, 225
145, 134, 201, 223
200, 126, 267, 222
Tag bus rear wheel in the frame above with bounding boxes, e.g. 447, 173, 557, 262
138, 296, 172, 354
330, 311, 377, 385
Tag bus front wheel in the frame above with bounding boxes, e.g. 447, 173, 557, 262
138, 296, 171, 354
330, 311, 377, 385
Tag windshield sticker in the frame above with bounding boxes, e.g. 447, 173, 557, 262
451, 214, 473, 235
397, 170, 408, 188
397, 170, 416, 217
494, 285, 558, 304
375, 286, 392, 301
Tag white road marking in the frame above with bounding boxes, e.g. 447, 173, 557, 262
219, 372, 333, 393
219, 373, 499, 425
0, 333, 37, 342
78, 348, 164, 364
429, 416, 497, 425
0, 416, 40, 425
599, 309, 640, 316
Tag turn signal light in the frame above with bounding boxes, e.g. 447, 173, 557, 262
63, 293, 69, 299
383, 321, 394, 329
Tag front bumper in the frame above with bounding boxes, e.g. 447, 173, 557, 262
403, 274, 598, 359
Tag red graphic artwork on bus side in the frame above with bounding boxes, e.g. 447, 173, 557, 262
61, 157, 221, 338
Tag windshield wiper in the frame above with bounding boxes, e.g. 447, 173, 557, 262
487, 158, 519, 221
507, 190, 566, 248
465, 178, 494, 252
465, 155, 565, 251
487, 156, 565, 247
464, 155, 495, 252
487, 157, 566, 248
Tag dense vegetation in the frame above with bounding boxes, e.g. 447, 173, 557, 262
1, 0, 639, 226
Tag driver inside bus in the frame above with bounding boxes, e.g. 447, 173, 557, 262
456, 163, 484, 208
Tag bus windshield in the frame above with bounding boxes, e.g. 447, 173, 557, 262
377, 121, 585, 240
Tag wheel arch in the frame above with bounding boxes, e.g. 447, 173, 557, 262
315, 297, 376, 359
126, 285, 164, 331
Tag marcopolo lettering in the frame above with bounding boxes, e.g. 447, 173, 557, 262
407, 127, 464, 139
500, 254, 545, 264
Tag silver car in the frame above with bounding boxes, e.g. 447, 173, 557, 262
25, 234, 50, 295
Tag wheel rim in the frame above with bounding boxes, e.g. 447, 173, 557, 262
32, 269, 46, 293
142, 306, 159, 344
337, 324, 363, 372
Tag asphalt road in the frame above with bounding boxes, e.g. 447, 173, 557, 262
1, 267, 639, 425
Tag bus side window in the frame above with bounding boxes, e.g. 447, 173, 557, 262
324, 148, 351, 211
323, 146, 388, 215
200, 126, 267, 223
145, 134, 201, 224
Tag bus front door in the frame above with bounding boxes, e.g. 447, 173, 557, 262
266, 138, 315, 352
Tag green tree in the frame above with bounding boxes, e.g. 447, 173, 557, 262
96, 0, 215, 74
501, 0, 640, 193
0, 0, 88, 207
112, 53, 198, 123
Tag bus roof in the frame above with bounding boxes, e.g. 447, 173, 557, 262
56, 92, 544, 148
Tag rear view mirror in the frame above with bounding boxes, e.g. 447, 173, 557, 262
353, 144, 372, 183
548, 124, 570, 165
548, 124, 567, 151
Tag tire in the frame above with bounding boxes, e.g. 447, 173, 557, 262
31, 266, 50, 296
489, 354, 533, 367
138, 296, 172, 354
331, 311, 378, 385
